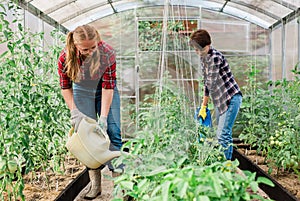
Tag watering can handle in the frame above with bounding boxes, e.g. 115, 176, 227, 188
95, 125, 110, 141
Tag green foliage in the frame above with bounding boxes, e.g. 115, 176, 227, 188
0, 3, 68, 200
236, 65, 300, 174
114, 161, 273, 201
112, 78, 273, 200
138, 20, 190, 51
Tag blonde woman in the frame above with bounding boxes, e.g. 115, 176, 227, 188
57, 24, 122, 199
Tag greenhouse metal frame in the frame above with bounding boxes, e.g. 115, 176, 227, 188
0, 1, 300, 200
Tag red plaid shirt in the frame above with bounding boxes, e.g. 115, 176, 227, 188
58, 41, 116, 89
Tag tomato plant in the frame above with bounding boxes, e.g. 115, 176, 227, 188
237, 65, 300, 174
0, 3, 69, 200
112, 79, 273, 200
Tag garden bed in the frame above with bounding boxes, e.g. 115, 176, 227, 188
55, 165, 271, 201
5, 145, 298, 201
234, 145, 300, 200
2, 156, 85, 201
2, 155, 115, 201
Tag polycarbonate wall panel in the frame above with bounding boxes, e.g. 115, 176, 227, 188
90, 11, 136, 56
137, 51, 201, 105
43, 23, 56, 48
233, 0, 293, 18
249, 24, 269, 54
138, 52, 160, 80
119, 57, 137, 138
62, 4, 113, 30
0, 5, 60, 54
21, 0, 300, 31
271, 27, 283, 81
137, 80, 157, 104
201, 20, 250, 52
121, 98, 136, 138
285, 19, 298, 80
29, 0, 109, 28
270, 19, 299, 81
24, 11, 42, 33
28, 0, 67, 12
117, 58, 136, 97
136, 6, 200, 18
138, 52, 200, 80
227, 55, 269, 87
284, 0, 300, 7
209, 0, 275, 28
24, 10, 62, 50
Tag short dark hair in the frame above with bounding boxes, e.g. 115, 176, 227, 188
189, 29, 211, 49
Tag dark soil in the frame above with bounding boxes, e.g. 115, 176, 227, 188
3, 155, 114, 201
5, 149, 300, 201
237, 148, 300, 200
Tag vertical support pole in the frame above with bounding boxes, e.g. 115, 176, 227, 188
134, 8, 139, 131
281, 23, 286, 79
268, 29, 273, 81
298, 17, 300, 70
158, 0, 169, 96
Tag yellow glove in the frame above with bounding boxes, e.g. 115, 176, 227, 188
198, 105, 207, 120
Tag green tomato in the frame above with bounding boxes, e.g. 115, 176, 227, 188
290, 158, 296, 164
7, 160, 18, 173
291, 155, 298, 160
0, 160, 6, 174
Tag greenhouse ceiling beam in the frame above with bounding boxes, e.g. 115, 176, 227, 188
270, 8, 300, 30
229, 0, 281, 21
43, 0, 76, 15
108, 0, 118, 13
271, 0, 299, 11
65, 1, 148, 30
196, 1, 271, 29
140, 0, 271, 29
59, 1, 118, 25
219, 0, 229, 12
17, 0, 69, 34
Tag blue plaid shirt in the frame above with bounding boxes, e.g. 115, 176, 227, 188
201, 46, 241, 115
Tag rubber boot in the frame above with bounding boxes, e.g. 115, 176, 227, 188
84, 169, 102, 200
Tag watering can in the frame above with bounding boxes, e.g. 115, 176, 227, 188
194, 107, 212, 142
66, 116, 121, 169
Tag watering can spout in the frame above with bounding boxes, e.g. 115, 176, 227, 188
106, 150, 122, 161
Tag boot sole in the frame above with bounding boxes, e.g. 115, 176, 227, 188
83, 192, 102, 200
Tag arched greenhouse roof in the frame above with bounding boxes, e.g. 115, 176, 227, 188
19, 0, 300, 33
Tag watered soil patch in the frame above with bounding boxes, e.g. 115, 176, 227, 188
22, 156, 85, 201
3, 155, 113, 201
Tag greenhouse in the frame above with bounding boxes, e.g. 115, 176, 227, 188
0, 0, 299, 200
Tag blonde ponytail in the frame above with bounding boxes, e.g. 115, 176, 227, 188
66, 31, 80, 81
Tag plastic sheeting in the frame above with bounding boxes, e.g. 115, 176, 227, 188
19, 0, 300, 32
